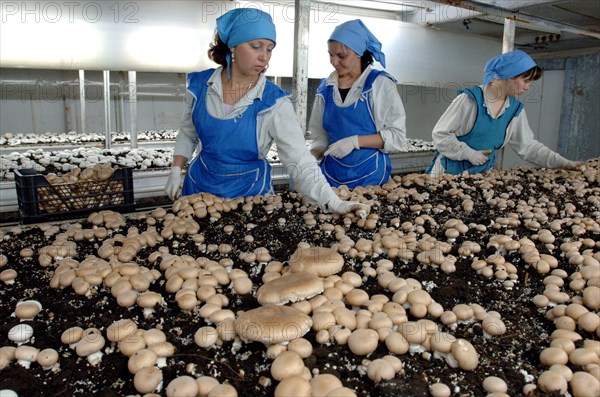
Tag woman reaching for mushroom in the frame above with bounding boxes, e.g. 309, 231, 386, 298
425, 50, 582, 176
164, 8, 367, 215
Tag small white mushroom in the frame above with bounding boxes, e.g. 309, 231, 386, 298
8, 324, 34, 345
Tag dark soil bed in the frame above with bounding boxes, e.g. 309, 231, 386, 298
1, 161, 599, 397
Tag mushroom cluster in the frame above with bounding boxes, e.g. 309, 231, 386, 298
0, 158, 598, 396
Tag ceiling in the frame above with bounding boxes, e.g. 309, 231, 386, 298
318, 0, 600, 57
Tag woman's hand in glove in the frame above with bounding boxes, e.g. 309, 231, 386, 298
466, 149, 489, 166
327, 197, 369, 218
324, 135, 359, 158
164, 166, 182, 200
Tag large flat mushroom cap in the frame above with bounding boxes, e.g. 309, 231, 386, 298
256, 272, 324, 305
288, 247, 344, 277
235, 305, 312, 345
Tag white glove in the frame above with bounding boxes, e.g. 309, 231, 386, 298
564, 161, 582, 171
466, 149, 489, 166
164, 166, 182, 200
324, 135, 359, 158
327, 198, 369, 217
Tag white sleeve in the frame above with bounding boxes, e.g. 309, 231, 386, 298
263, 98, 338, 209
372, 76, 407, 152
173, 90, 200, 161
506, 111, 572, 168
307, 94, 329, 152
431, 93, 478, 161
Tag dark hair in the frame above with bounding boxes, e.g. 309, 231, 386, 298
361, 51, 374, 72
518, 66, 544, 81
208, 31, 229, 67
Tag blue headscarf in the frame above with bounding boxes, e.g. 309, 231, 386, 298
216, 8, 277, 79
483, 50, 537, 84
329, 19, 386, 68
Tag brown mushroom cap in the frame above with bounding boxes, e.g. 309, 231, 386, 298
15, 300, 42, 320
106, 319, 137, 342
207, 384, 238, 397
36, 348, 59, 370
289, 247, 344, 277
570, 371, 600, 397
128, 348, 158, 374
537, 370, 568, 394
14, 345, 39, 368
256, 271, 324, 305
274, 376, 311, 397
133, 366, 163, 394
271, 351, 305, 381
235, 305, 312, 345
61, 326, 84, 346
348, 329, 379, 355
367, 358, 396, 382
166, 375, 199, 397
451, 339, 479, 371
311, 374, 343, 397
75, 331, 105, 359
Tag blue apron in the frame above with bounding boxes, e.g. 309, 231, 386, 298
425, 86, 524, 175
182, 69, 288, 198
319, 70, 394, 188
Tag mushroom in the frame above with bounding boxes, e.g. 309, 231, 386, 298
0, 346, 16, 370
430, 382, 451, 397
196, 376, 220, 397
61, 326, 84, 348
118, 330, 146, 357
256, 272, 324, 305
134, 366, 163, 394
449, 339, 478, 370
288, 246, 344, 277
36, 348, 59, 371
166, 375, 199, 397
537, 370, 568, 394
347, 329, 379, 356
234, 306, 312, 345
0, 269, 17, 285
310, 374, 343, 397
128, 348, 158, 374
14, 300, 42, 321
274, 376, 311, 397
194, 326, 219, 349
483, 376, 508, 393
207, 384, 238, 397
106, 319, 137, 343
75, 328, 105, 365
148, 341, 175, 368
8, 324, 34, 345
570, 371, 600, 397
367, 358, 396, 382
271, 351, 305, 381
14, 345, 39, 369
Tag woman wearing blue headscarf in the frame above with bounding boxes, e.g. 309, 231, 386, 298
308, 19, 407, 189
165, 9, 367, 215
425, 50, 580, 176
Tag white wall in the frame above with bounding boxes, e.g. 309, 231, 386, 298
1, 0, 501, 83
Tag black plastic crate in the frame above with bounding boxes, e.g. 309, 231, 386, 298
14, 167, 135, 224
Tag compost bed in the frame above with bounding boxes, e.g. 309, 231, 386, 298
1, 160, 599, 397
